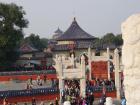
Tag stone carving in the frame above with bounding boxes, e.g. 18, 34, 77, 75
122, 14, 140, 105
122, 14, 140, 45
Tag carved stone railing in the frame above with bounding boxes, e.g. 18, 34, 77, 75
92, 56, 108, 61
86, 86, 116, 92
0, 88, 59, 98
0, 70, 56, 76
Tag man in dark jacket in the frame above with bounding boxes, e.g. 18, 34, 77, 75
89, 93, 94, 105
32, 98, 36, 105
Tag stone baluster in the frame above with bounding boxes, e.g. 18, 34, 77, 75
80, 55, 86, 98
71, 54, 75, 68
88, 46, 92, 80
114, 48, 121, 99
57, 56, 64, 104
107, 47, 111, 80
56, 54, 58, 60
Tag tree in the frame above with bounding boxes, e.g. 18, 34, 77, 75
94, 33, 123, 48
0, 3, 28, 66
114, 34, 123, 46
94, 38, 100, 47
22, 34, 48, 51
101, 33, 116, 44
40, 38, 48, 48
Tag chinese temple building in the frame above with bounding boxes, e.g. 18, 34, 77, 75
51, 18, 97, 57
17, 43, 53, 66
52, 27, 63, 39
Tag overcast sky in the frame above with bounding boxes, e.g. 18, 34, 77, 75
1, 0, 140, 38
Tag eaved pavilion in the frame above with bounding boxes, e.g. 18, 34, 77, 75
51, 18, 96, 56
50, 18, 116, 58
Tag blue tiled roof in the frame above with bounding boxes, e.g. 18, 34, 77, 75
57, 18, 95, 40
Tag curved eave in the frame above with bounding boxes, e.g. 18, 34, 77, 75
56, 37, 96, 41
57, 18, 96, 41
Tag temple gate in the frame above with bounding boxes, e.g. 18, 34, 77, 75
54, 54, 86, 103
88, 47, 121, 99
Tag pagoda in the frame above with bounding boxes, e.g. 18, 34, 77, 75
52, 27, 63, 39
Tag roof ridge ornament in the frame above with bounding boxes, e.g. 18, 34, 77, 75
74, 17, 76, 21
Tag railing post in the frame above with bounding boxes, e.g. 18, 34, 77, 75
107, 47, 111, 80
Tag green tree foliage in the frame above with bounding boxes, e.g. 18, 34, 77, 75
0, 3, 28, 66
94, 38, 100, 47
114, 34, 123, 46
94, 33, 123, 47
102, 33, 115, 44
40, 38, 48, 48
22, 34, 48, 51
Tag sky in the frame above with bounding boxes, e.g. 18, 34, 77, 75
1, 0, 140, 38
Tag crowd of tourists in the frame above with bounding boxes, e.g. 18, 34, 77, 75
26, 75, 45, 89
59, 79, 115, 105
86, 78, 115, 93
60, 80, 95, 105
62, 80, 80, 103
88, 78, 115, 87
26, 75, 58, 90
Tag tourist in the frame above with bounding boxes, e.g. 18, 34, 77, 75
32, 98, 36, 105
26, 83, 30, 89
36, 75, 40, 84
66, 95, 71, 102
30, 77, 33, 85
71, 98, 77, 105
55, 97, 59, 105
49, 102, 54, 105
61, 89, 65, 103
102, 84, 106, 95
89, 93, 94, 105
110, 79, 115, 90
78, 97, 83, 105
121, 96, 126, 105
43, 75, 47, 83
51, 78, 55, 87
99, 95, 106, 105
3, 98, 8, 105
85, 94, 90, 105
82, 98, 87, 105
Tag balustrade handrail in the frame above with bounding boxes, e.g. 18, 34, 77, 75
86, 85, 116, 92
0, 88, 59, 98
0, 70, 56, 76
